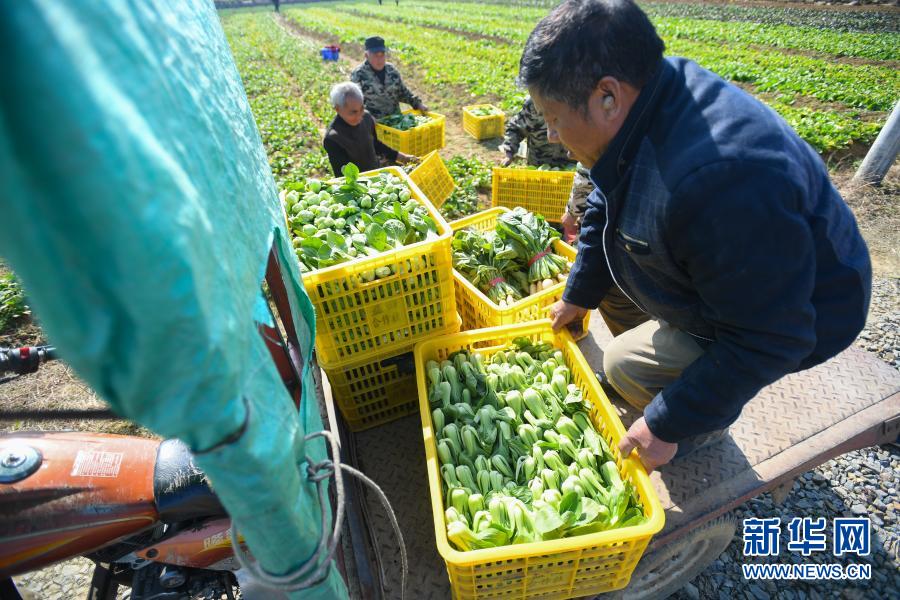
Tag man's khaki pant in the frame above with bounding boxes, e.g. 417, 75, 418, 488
598, 287, 705, 411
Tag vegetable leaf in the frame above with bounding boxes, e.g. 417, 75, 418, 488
341, 162, 359, 183
366, 222, 388, 251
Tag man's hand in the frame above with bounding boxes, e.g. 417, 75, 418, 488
417, 103, 430, 113
396, 152, 416, 165
549, 300, 587, 332
618, 417, 678, 472
561, 210, 580, 244
500, 153, 515, 167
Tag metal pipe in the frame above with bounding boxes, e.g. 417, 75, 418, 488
854, 100, 900, 185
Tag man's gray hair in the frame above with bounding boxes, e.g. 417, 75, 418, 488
330, 81, 364, 108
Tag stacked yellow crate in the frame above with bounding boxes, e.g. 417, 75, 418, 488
449, 207, 591, 340
300, 166, 458, 430
491, 167, 575, 223
414, 321, 664, 599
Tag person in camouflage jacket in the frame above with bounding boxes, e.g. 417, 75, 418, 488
499, 95, 572, 168
562, 163, 595, 242
351, 36, 428, 121
499, 97, 594, 236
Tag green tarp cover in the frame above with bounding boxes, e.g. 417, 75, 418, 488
0, 2, 346, 597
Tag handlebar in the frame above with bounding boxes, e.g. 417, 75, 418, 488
0, 345, 57, 376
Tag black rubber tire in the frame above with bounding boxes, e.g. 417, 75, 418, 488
0, 578, 25, 600
606, 513, 737, 600
86, 562, 120, 600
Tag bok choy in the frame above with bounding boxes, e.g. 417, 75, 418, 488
283, 163, 438, 279
429, 337, 647, 552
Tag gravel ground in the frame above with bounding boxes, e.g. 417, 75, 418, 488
668, 277, 900, 600
856, 278, 900, 373
12, 558, 111, 600
12, 557, 237, 599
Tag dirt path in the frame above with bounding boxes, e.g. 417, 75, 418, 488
834, 164, 900, 276
275, 13, 505, 166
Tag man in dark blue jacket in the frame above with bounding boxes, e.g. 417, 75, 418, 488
525, 0, 871, 470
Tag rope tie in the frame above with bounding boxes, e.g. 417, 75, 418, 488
231, 429, 408, 598
527, 245, 553, 267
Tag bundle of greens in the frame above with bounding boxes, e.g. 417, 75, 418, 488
284, 163, 438, 280
451, 208, 571, 305
427, 338, 647, 552
380, 112, 433, 131
468, 105, 503, 118
497, 208, 570, 288
452, 229, 523, 307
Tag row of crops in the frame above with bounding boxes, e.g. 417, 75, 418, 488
222, 9, 495, 192
274, 0, 897, 154
441, 0, 899, 33
222, 12, 348, 183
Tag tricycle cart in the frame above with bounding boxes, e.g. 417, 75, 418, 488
318, 317, 900, 599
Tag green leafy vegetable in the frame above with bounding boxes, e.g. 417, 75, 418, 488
429, 344, 647, 553
379, 112, 434, 131
452, 208, 573, 308
282, 166, 438, 276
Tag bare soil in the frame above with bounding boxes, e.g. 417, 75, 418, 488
747, 43, 900, 70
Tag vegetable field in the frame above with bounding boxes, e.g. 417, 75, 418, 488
220, 0, 898, 194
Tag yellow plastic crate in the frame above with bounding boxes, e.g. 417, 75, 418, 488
409, 150, 455, 208
413, 321, 665, 599
376, 109, 446, 156
491, 167, 576, 223
449, 207, 591, 340
462, 104, 505, 141
322, 314, 461, 432
301, 166, 457, 364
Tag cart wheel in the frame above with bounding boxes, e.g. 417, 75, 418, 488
606, 513, 737, 600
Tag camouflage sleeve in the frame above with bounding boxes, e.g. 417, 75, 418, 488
500, 105, 528, 156
350, 65, 362, 86
567, 163, 594, 223
392, 66, 422, 109
399, 78, 422, 109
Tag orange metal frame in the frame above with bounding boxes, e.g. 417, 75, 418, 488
0, 245, 308, 577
